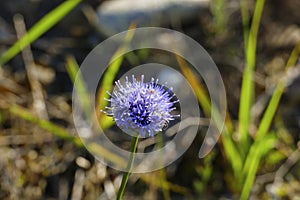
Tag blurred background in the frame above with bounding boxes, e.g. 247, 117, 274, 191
0, 0, 300, 199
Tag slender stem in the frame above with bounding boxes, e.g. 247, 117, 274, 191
117, 136, 139, 200
238, 0, 266, 157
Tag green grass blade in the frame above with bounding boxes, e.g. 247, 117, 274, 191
240, 133, 278, 199
66, 55, 92, 121
238, 71, 253, 150
238, 0, 266, 155
9, 104, 83, 146
176, 56, 211, 115
97, 26, 136, 129
240, 141, 261, 200
0, 0, 81, 66
254, 45, 299, 141
245, 0, 265, 71
241, 46, 299, 199
222, 130, 243, 176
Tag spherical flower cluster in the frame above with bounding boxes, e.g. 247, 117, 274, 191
104, 75, 179, 137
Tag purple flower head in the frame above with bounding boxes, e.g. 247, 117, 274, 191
104, 75, 179, 137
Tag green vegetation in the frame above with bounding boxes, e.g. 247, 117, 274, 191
0, 0, 299, 199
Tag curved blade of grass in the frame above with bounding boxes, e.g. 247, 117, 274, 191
176, 55, 211, 115
255, 45, 299, 141
9, 104, 82, 146
97, 24, 136, 129
96, 53, 124, 129
241, 45, 299, 199
238, 0, 266, 156
66, 55, 92, 121
0, 0, 81, 66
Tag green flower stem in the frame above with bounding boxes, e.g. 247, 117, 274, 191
0, 0, 81, 66
117, 136, 139, 200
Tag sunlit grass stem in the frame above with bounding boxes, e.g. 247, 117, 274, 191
240, 45, 300, 199
238, 0, 266, 157
0, 0, 81, 66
